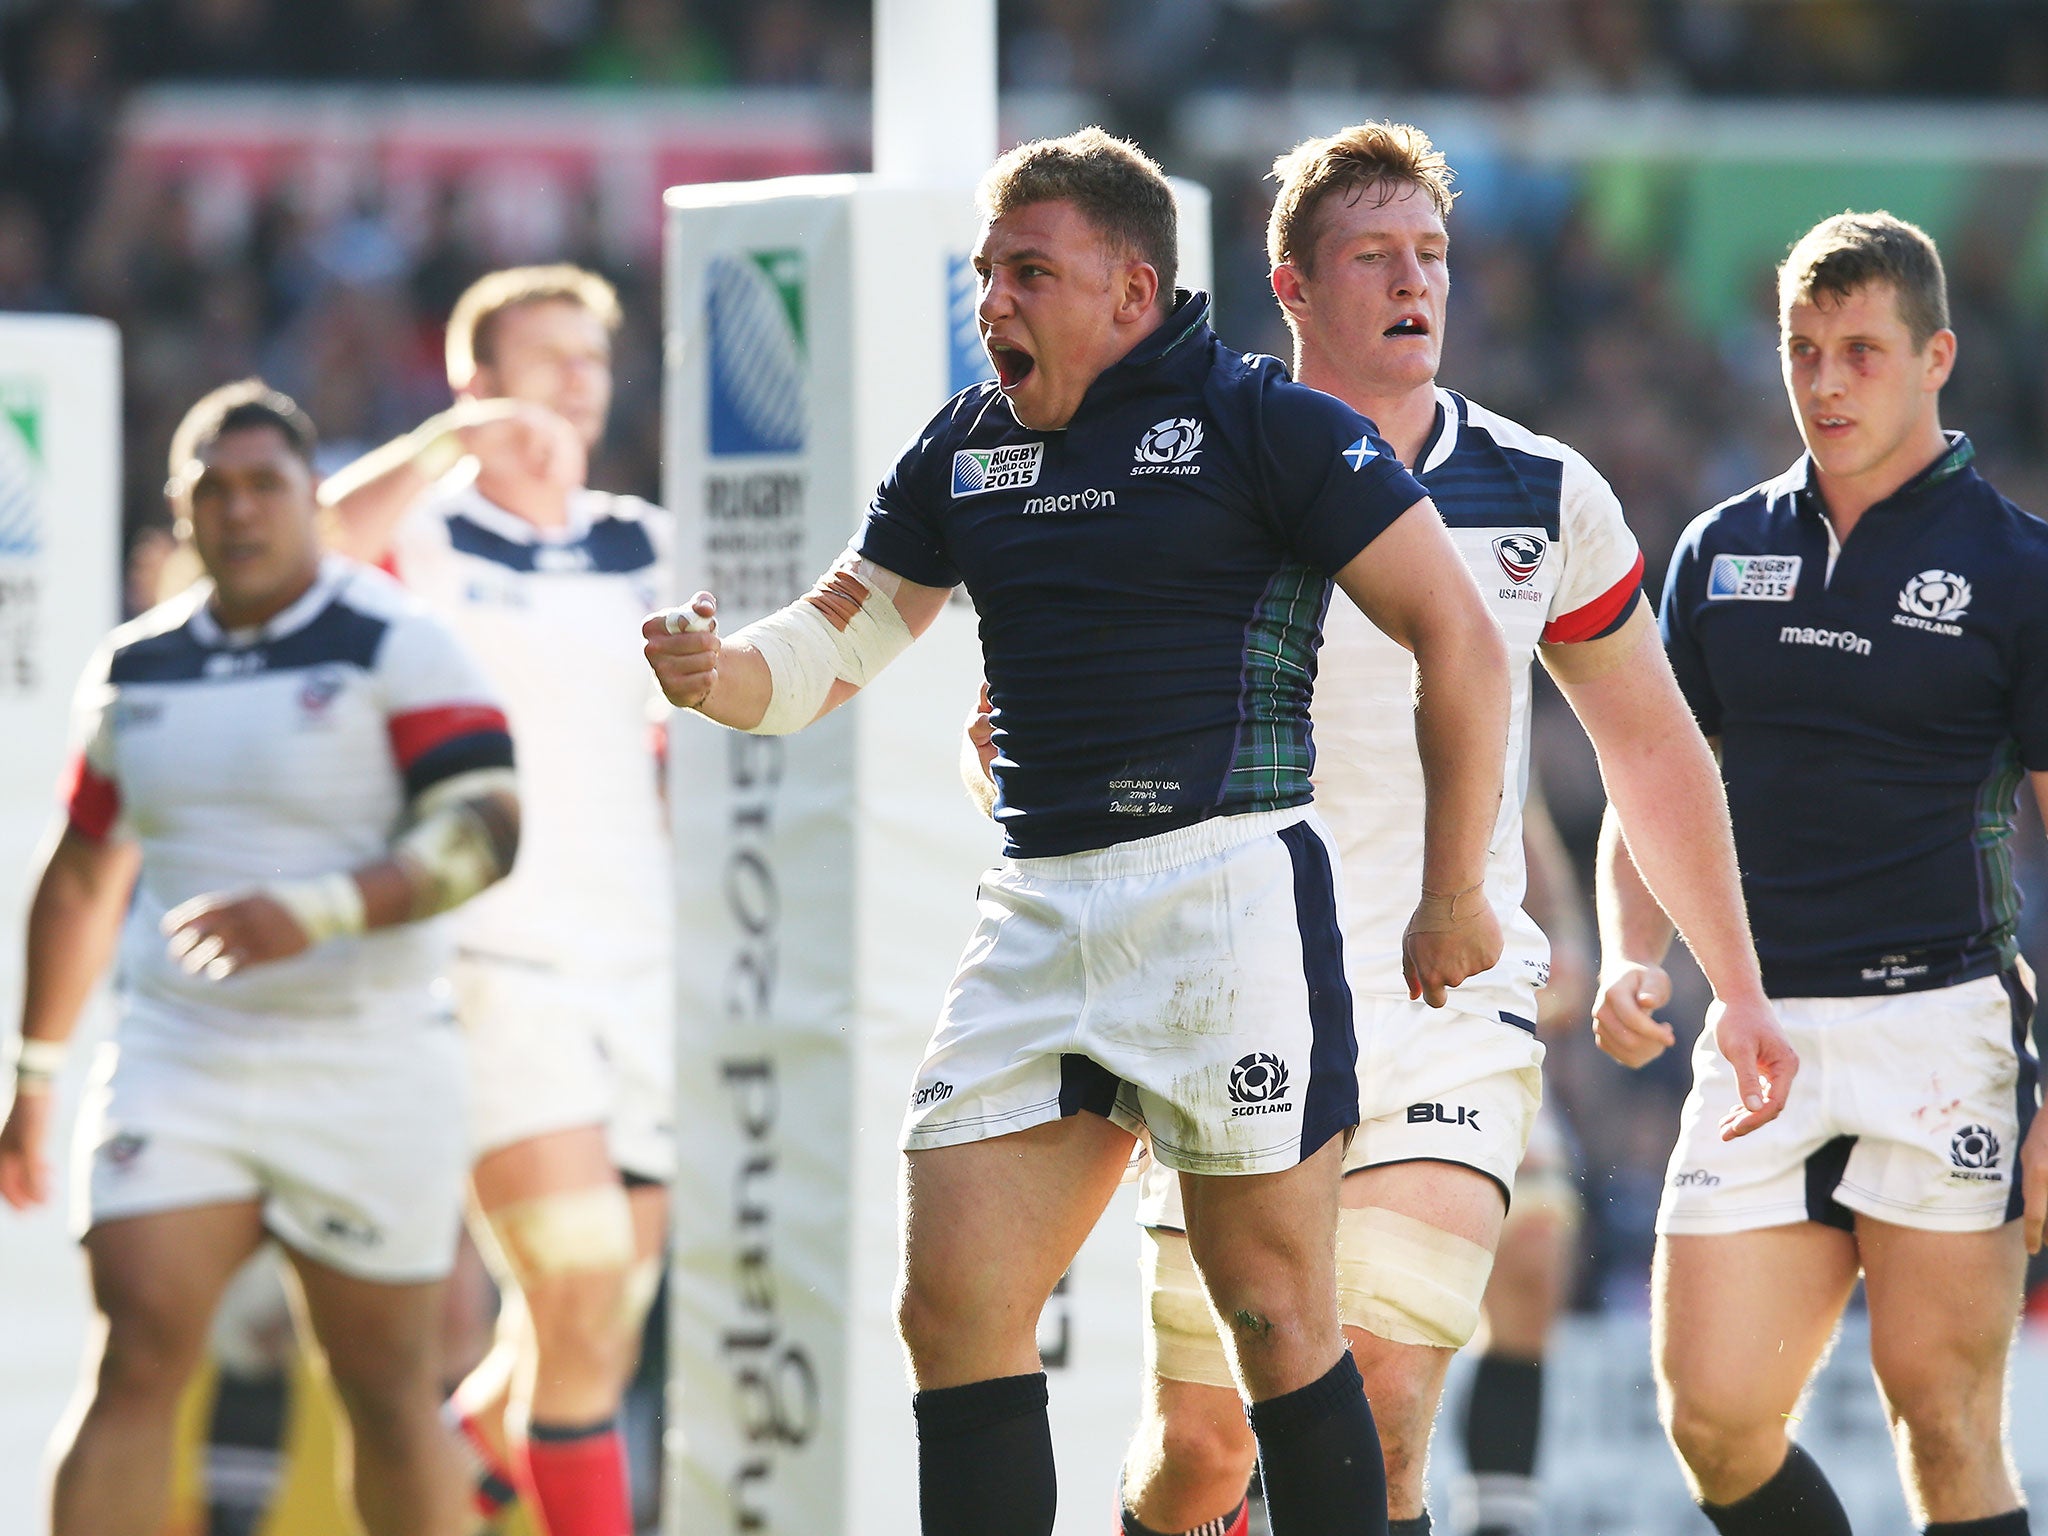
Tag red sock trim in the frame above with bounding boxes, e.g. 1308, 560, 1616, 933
519, 1418, 632, 1536
446, 1402, 521, 1517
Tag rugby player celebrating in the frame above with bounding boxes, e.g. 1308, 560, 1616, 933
1076, 122, 1792, 1536
646, 127, 1510, 1536
1601, 212, 2048, 1536
2, 381, 519, 1536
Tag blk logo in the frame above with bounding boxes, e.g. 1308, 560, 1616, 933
1407, 1102, 1481, 1131
320, 1213, 383, 1247
911, 1080, 954, 1108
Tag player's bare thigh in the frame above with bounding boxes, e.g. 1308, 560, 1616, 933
1653, 1225, 1861, 1504
1859, 1215, 2027, 1524
471, 1122, 617, 1210
1179, 1133, 1350, 1401
1340, 1159, 1505, 1512
898, 1112, 1136, 1391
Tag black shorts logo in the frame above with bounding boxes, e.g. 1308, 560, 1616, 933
911, 1080, 954, 1109
1950, 1124, 2000, 1170
1228, 1054, 1292, 1116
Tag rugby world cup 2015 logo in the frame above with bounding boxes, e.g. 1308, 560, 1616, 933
0, 379, 44, 558
707, 250, 807, 457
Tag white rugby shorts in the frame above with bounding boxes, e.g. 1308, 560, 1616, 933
1135, 996, 1545, 1229
1658, 971, 2038, 1235
901, 808, 1359, 1176
458, 951, 675, 1183
74, 1003, 468, 1283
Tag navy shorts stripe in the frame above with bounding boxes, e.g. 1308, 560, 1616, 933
1803, 1134, 1857, 1230
1057, 1053, 1122, 1121
2001, 967, 2038, 1223
1279, 820, 1359, 1160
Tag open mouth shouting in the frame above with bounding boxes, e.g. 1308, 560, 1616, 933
1383, 314, 1431, 340
988, 339, 1037, 390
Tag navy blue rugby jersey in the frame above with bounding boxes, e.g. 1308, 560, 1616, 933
1662, 435, 2048, 997
856, 292, 1428, 858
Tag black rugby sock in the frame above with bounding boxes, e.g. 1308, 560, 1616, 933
1389, 1516, 1431, 1535
1245, 1352, 1388, 1535
1699, 1443, 1853, 1536
1462, 1353, 1545, 1535
1464, 1354, 1543, 1475
913, 1372, 1055, 1536
1923, 1513, 2031, 1536
204, 1371, 289, 1536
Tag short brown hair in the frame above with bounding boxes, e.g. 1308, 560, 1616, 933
1779, 211, 1949, 350
1268, 121, 1457, 273
975, 127, 1178, 297
445, 264, 622, 386
167, 378, 316, 486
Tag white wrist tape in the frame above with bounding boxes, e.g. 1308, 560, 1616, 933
9, 1036, 67, 1090
408, 425, 467, 481
263, 872, 368, 947
733, 556, 913, 735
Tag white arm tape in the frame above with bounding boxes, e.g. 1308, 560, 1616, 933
8, 1036, 67, 1090
263, 871, 368, 947
394, 766, 521, 919
731, 557, 914, 735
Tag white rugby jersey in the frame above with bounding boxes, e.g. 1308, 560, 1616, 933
389, 478, 674, 969
1315, 390, 1643, 1026
63, 557, 512, 1031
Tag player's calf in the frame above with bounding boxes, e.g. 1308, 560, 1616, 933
1118, 1368, 1256, 1535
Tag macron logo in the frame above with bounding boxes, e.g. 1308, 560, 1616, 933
1343, 436, 1378, 472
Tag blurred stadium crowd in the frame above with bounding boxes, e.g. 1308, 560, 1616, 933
4, 0, 2046, 1305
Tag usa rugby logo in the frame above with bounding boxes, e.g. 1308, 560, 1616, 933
1899, 569, 1971, 622
1131, 418, 1204, 476
707, 251, 807, 457
953, 443, 1043, 497
1493, 534, 1547, 585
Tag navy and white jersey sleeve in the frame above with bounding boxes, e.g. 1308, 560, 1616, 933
854, 394, 982, 590
1543, 447, 1643, 644
2016, 561, 2048, 773
1250, 373, 1426, 575
366, 582, 515, 804
60, 635, 128, 843
1659, 508, 1724, 737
